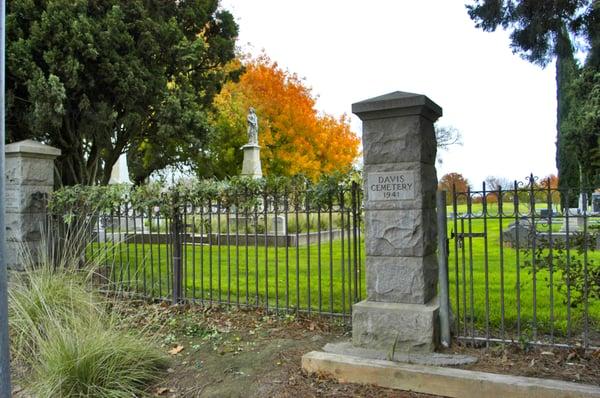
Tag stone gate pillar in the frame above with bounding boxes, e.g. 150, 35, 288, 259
352, 91, 442, 352
5, 140, 61, 269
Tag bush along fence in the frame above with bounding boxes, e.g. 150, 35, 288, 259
445, 175, 599, 349
47, 175, 365, 317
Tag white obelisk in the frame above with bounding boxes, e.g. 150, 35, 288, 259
109, 152, 132, 185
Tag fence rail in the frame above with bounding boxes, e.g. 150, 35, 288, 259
447, 177, 599, 349
48, 175, 600, 349
51, 182, 365, 318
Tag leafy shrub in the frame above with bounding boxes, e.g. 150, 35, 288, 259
287, 213, 331, 233
522, 231, 599, 307
145, 217, 168, 233
48, 172, 361, 220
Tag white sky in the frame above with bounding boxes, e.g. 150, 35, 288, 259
220, 0, 558, 187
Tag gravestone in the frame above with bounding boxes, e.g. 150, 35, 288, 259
592, 192, 600, 214
272, 215, 286, 235
5, 140, 61, 269
502, 218, 535, 248
561, 208, 584, 232
351, 91, 442, 352
579, 192, 588, 213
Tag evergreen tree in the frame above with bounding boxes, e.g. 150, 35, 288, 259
556, 28, 581, 206
7, 0, 239, 185
467, 0, 600, 197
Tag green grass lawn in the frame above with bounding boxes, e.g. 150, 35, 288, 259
90, 236, 365, 317
89, 202, 599, 344
448, 202, 600, 344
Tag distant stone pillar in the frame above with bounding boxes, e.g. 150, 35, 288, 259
241, 144, 262, 179
352, 91, 442, 352
5, 140, 61, 269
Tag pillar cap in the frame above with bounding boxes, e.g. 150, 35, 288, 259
352, 91, 442, 122
6, 139, 61, 158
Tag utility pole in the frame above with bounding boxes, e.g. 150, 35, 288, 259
0, 0, 12, 395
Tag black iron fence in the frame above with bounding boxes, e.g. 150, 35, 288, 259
446, 176, 599, 349
51, 182, 365, 317
47, 174, 599, 349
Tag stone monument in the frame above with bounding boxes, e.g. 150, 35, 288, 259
108, 151, 132, 185
352, 91, 442, 352
5, 140, 61, 269
240, 107, 263, 179
593, 192, 600, 214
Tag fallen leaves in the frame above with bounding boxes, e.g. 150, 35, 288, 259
153, 386, 176, 396
168, 345, 184, 355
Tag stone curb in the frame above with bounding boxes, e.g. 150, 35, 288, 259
322, 342, 478, 366
301, 351, 600, 398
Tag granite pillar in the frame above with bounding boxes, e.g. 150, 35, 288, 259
352, 91, 442, 352
5, 140, 61, 269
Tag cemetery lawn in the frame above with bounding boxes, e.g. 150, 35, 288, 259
91, 203, 600, 341
447, 202, 600, 343
91, 238, 365, 316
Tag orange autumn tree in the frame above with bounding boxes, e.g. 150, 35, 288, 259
201, 56, 360, 179
438, 172, 470, 203
539, 174, 561, 205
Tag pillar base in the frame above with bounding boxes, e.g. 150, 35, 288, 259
352, 299, 439, 353
240, 144, 262, 179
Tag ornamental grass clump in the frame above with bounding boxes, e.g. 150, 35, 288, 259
8, 266, 102, 364
9, 219, 168, 396
30, 317, 169, 398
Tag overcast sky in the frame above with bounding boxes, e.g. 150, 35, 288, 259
220, 0, 558, 187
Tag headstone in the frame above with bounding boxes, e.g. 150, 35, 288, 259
502, 219, 535, 248
560, 208, 584, 232
272, 215, 286, 235
579, 192, 588, 214
592, 192, 600, 214
5, 140, 61, 269
352, 91, 442, 352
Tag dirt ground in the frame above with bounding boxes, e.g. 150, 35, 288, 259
110, 300, 600, 397
443, 342, 600, 385
114, 301, 436, 397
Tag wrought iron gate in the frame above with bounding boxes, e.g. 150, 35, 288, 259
446, 177, 599, 349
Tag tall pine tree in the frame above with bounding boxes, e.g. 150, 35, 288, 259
467, 0, 600, 200
556, 27, 581, 206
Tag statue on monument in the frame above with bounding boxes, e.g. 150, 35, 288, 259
247, 107, 258, 145
241, 107, 263, 178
